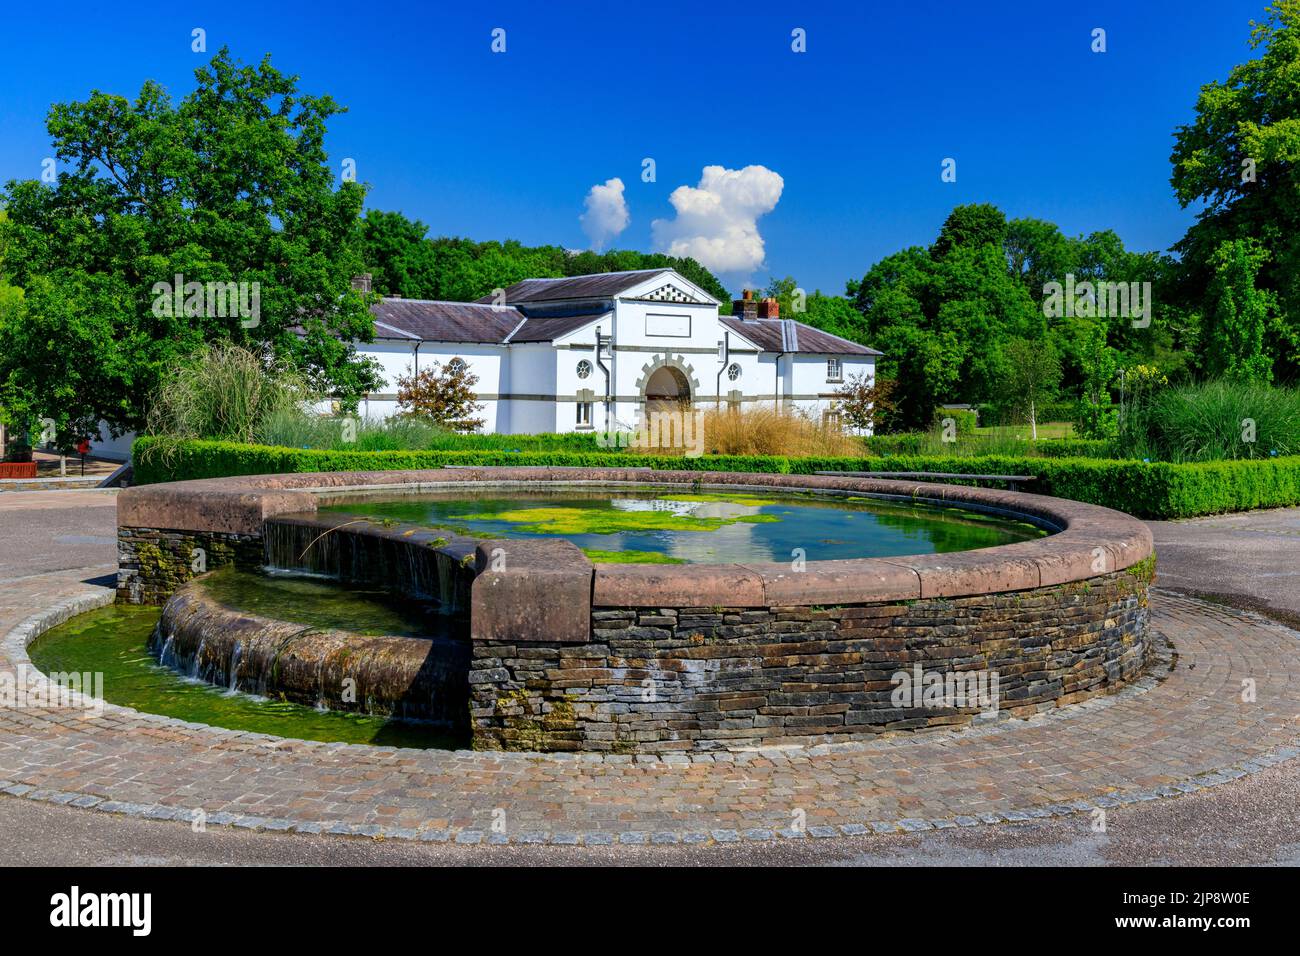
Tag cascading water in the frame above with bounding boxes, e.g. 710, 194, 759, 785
148, 510, 481, 731
261, 514, 477, 614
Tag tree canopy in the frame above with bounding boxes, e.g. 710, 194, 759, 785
0, 48, 379, 446
1171, 0, 1300, 382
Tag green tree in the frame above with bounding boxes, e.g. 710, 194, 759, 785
1203, 238, 1274, 382
1170, 1, 1300, 381
999, 337, 1062, 439
1076, 323, 1120, 439
359, 210, 442, 298
0, 49, 379, 446
357, 210, 730, 306
846, 206, 1040, 428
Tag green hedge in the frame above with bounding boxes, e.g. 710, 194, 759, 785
131, 437, 792, 485
794, 454, 1300, 519
132, 437, 1300, 520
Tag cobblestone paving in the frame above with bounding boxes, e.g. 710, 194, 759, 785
2, 575, 1297, 845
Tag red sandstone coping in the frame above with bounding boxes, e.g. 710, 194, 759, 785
117, 467, 1154, 608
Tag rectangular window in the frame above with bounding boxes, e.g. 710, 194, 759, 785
576, 401, 593, 428
826, 357, 843, 382
823, 408, 842, 429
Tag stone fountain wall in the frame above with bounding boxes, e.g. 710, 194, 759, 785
116, 467, 1157, 753
468, 563, 1153, 753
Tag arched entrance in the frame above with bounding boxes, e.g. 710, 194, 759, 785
634, 354, 701, 421
643, 365, 692, 413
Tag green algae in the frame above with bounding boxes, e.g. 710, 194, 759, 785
453, 506, 780, 536
580, 549, 687, 565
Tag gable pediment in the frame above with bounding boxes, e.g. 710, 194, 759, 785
633, 282, 708, 305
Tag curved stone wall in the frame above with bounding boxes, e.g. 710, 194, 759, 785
117, 467, 1155, 751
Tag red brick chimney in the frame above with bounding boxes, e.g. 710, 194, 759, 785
732, 288, 758, 321
757, 297, 780, 319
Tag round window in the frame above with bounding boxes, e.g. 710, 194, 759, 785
727, 362, 741, 381
446, 357, 467, 374
576, 359, 592, 379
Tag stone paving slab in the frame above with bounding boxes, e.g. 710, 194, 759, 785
1, 580, 1297, 846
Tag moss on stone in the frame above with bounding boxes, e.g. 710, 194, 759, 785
581, 548, 686, 565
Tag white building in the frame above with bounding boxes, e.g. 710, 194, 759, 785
355, 268, 879, 434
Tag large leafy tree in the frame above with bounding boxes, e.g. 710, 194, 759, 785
0, 48, 379, 446
1171, 0, 1300, 381
844, 205, 1040, 428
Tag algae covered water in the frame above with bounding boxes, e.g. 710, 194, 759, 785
28, 598, 464, 750
320, 487, 1047, 564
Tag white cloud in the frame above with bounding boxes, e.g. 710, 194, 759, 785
579, 177, 630, 250
651, 165, 784, 276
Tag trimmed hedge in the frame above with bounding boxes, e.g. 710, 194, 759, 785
131, 437, 792, 485
132, 437, 1300, 520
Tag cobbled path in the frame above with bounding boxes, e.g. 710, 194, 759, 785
2, 572, 1297, 846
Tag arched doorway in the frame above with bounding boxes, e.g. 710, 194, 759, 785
643, 364, 692, 415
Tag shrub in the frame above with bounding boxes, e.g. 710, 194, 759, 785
146, 342, 313, 445
395, 360, 485, 432
1117, 379, 1300, 462
830, 374, 895, 433
626, 406, 859, 457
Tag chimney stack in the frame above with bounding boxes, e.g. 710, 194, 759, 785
732, 288, 758, 321
351, 273, 373, 294
757, 296, 780, 319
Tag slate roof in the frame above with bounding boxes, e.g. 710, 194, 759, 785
720, 317, 881, 356
477, 269, 671, 305
371, 299, 524, 344
364, 270, 879, 354
507, 313, 609, 343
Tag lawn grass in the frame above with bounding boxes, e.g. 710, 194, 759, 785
973, 422, 1076, 440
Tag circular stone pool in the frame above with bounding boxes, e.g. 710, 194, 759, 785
103, 466, 1155, 753
315, 486, 1048, 565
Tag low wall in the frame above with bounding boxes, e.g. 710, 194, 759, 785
117, 528, 262, 604
470, 564, 1152, 752
115, 467, 1156, 752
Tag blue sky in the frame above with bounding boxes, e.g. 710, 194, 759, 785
0, 0, 1271, 295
